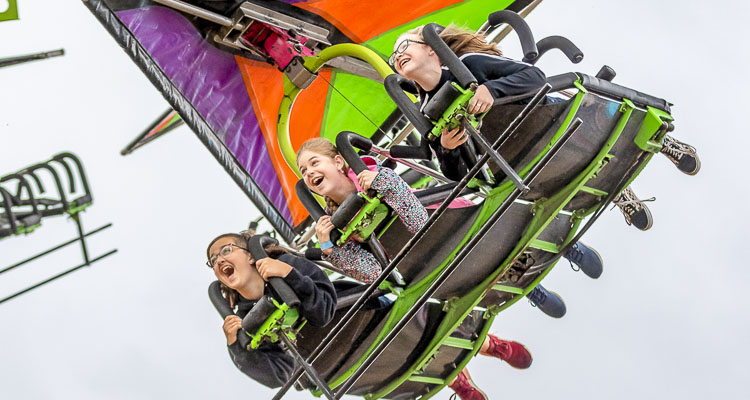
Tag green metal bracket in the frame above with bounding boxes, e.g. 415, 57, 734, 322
579, 186, 609, 197
247, 299, 300, 349
491, 284, 524, 294
337, 194, 389, 244
427, 82, 483, 141
442, 336, 475, 350
407, 375, 445, 385
528, 239, 560, 253
634, 104, 674, 153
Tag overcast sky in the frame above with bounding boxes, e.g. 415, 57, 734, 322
2, 1, 749, 399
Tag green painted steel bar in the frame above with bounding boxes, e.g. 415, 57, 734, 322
528, 239, 559, 253
407, 375, 445, 385
418, 309, 498, 400
516, 81, 585, 179
492, 284, 524, 294
579, 186, 608, 197
277, 44, 394, 176
442, 337, 475, 350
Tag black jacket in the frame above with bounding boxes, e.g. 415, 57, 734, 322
421, 53, 546, 181
226, 253, 336, 388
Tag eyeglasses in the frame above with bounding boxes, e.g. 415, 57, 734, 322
388, 38, 427, 67
207, 243, 248, 268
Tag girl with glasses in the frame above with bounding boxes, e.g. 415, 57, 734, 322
206, 230, 337, 388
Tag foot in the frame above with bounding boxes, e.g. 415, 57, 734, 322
660, 134, 701, 175
483, 334, 532, 369
526, 284, 566, 318
563, 242, 603, 279
448, 369, 488, 400
613, 186, 654, 231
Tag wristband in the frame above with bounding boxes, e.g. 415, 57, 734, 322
320, 240, 334, 251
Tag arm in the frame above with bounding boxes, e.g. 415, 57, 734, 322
324, 241, 382, 284
227, 341, 295, 388
370, 167, 429, 233
463, 54, 546, 99
278, 253, 337, 326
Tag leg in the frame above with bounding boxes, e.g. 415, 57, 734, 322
563, 241, 604, 279
448, 369, 488, 400
526, 284, 566, 318
660, 134, 701, 175
478, 334, 532, 369
613, 186, 654, 231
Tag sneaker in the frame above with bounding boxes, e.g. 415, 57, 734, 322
563, 242, 604, 279
660, 134, 701, 175
483, 334, 532, 369
526, 284, 566, 318
448, 369, 488, 400
613, 186, 654, 231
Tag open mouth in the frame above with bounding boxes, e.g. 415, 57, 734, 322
312, 176, 324, 187
399, 58, 410, 69
221, 264, 235, 280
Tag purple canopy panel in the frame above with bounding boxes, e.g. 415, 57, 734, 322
117, 6, 293, 223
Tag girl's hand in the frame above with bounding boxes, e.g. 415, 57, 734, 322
440, 126, 468, 150
315, 215, 334, 246
223, 315, 242, 346
255, 258, 292, 281
357, 170, 378, 191
468, 84, 494, 114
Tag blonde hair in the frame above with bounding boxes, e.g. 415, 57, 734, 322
296, 138, 350, 213
400, 24, 502, 59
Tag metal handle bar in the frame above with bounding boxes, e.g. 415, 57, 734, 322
486, 10, 538, 60
247, 235, 301, 308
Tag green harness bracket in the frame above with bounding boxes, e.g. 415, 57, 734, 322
248, 299, 301, 349
634, 103, 674, 153
336, 194, 389, 245
427, 82, 484, 141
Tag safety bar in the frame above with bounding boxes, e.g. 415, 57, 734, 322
294, 180, 343, 244
486, 10, 538, 60
0, 186, 18, 234
51, 152, 93, 204
335, 131, 371, 175
208, 280, 253, 351
422, 23, 477, 89
19, 162, 70, 213
523, 35, 583, 65
247, 235, 301, 308
383, 75, 433, 137
1, 173, 41, 219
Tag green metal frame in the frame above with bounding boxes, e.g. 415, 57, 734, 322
427, 82, 483, 141
266, 45, 675, 398
337, 194, 390, 245
276, 44, 394, 178
247, 299, 302, 349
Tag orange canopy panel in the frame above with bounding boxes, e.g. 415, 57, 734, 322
236, 56, 331, 227
295, 0, 463, 43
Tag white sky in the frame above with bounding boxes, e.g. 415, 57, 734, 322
1, 1, 749, 399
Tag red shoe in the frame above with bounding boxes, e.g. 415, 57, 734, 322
448, 369, 487, 400
484, 334, 533, 369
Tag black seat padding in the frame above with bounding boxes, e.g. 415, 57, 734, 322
547, 72, 671, 112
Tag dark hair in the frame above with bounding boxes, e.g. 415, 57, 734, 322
206, 230, 287, 308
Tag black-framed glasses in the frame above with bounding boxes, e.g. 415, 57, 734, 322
388, 38, 427, 67
207, 243, 248, 268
